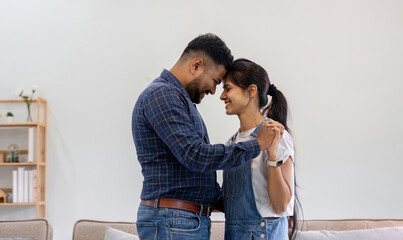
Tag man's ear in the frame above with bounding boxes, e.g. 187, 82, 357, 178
248, 84, 258, 97
190, 58, 204, 75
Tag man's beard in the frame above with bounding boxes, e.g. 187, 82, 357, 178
185, 75, 203, 104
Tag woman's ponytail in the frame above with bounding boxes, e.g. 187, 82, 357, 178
263, 84, 289, 131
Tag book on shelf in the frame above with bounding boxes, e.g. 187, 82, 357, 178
12, 167, 37, 203
12, 170, 17, 203
32, 170, 37, 202
17, 167, 24, 202
23, 170, 29, 202
28, 127, 36, 162
28, 170, 33, 202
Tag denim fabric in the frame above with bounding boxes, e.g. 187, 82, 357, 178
223, 120, 289, 240
224, 218, 288, 240
132, 69, 260, 204
136, 204, 211, 240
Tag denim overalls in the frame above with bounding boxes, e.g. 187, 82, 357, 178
223, 120, 289, 240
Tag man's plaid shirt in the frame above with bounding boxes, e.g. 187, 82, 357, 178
132, 69, 260, 204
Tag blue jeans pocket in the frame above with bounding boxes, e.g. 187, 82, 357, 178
171, 211, 200, 231
136, 221, 158, 240
169, 211, 209, 240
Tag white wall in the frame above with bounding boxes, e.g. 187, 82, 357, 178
1, 0, 402, 239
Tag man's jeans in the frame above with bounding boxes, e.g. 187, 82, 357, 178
136, 204, 211, 240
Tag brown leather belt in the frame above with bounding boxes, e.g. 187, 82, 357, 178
140, 198, 212, 216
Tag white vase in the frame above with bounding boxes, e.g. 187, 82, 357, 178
6, 116, 14, 123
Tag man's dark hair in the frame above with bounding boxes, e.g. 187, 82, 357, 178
181, 33, 234, 69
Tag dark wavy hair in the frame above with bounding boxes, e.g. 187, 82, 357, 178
181, 33, 234, 70
225, 58, 303, 239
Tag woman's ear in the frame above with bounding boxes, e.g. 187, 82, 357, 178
248, 84, 258, 97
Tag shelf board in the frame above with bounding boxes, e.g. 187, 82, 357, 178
0, 202, 45, 206
0, 150, 28, 155
0, 122, 39, 127
0, 99, 38, 103
0, 162, 44, 166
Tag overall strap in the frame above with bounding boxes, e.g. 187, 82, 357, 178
250, 118, 272, 138
229, 118, 273, 143
229, 132, 238, 143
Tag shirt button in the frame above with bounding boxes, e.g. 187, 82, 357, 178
260, 222, 265, 227
260, 233, 265, 238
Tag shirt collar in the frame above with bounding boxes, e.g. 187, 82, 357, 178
160, 69, 191, 100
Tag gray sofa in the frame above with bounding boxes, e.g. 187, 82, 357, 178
1, 218, 402, 240
72, 219, 403, 240
0, 219, 53, 240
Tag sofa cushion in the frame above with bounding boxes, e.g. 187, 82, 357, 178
296, 227, 403, 240
299, 219, 403, 231
104, 226, 139, 240
211, 221, 225, 240
73, 220, 137, 240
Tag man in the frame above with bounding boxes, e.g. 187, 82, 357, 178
132, 33, 283, 240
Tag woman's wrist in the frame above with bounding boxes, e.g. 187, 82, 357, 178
268, 153, 277, 161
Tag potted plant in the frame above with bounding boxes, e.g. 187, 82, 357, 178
6, 112, 14, 123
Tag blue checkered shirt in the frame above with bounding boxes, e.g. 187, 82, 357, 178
132, 69, 261, 204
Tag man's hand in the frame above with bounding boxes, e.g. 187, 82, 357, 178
256, 120, 284, 150
267, 126, 283, 160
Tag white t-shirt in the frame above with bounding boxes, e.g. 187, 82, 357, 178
227, 127, 295, 218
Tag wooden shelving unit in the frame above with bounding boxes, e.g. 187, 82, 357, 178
0, 97, 47, 218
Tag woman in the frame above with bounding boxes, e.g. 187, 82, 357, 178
220, 58, 300, 240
